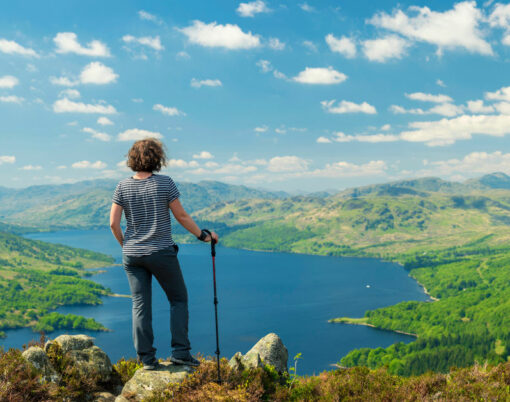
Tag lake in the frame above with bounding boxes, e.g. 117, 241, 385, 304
1, 229, 429, 374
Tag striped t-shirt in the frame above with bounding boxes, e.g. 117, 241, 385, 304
112, 174, 180, 256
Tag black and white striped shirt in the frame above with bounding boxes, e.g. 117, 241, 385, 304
112, 174, 180, 256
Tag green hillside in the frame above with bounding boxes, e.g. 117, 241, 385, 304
191, 174, 510, 375
0, 179, 286, 230
0, 231, 114, 336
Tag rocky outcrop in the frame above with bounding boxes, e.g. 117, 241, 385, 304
21, 332, 288, 400
22, 346, 61, 383
45, 334, 113, 382
115, 362, 194, 402
229, 333, 288, 374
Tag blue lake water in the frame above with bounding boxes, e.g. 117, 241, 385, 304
1, 229, 429, 374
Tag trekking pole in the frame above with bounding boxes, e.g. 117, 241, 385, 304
203, 230, 221, 384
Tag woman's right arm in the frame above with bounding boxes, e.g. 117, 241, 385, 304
169, 198, 218, 242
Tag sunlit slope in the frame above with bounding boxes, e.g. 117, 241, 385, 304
0, 231, 114, 335
193, 190, 510, 256
0, 180, 286, 230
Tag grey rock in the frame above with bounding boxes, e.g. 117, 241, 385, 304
21, 346, 61, 383
69, 345, 113, 382
46, 335, 112, 382
92, 391, 116, 401
53, 334, 94, 353
228, 351, 245, 371
115, 362, 193, 402
245, 333, 288, 373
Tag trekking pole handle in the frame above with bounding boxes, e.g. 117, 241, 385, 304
202, 229, 216, 257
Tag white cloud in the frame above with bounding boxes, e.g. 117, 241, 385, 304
485, 85, 510, 102
405, 92, 453, 103
179, 20, 261, 49
399, 114, 510, 146
138, 10, 162, 24
190, 78, 222, 88
122, 35, 163, 51
325, 34, 356, 58
268, 38, 285, 50
0, 155, 15, 165
97, 116, 114, 126
316, 136, 332, 143
256, 59, 287, 79
132, 98, 144, 103
80, 62, 118, 85
362, 35, 410, 62
466, 100, 495, 114
214, 164, 257, 174
381, 124, 391, 131
331, 132, 399, 143
0, 39, 38, 57
299, 2, 315, 12
58, 89, 80, 99
275, 128, 286, 134
72, 160, 107, 169
176, 51, 190, 59
321, 100, 377, 114
20, 165, 42, 171
153, 104, 185, 116
309, 160, 387, 178
237, 1, 271, 17
302, 40, 318, 52
390, 103, 463, 117
488, 3, 510, 45
54, 32, 110, 57
254, 125, 268, 132
267, 156, 309, 172
0, 75, 19, 88
83, 127, 111, 142
419, 151, 510, 177
436, 79, 446, 87
292, 67, 347, 85
53, 98, 117, 114
0, 95, 24, 104
168, 159, 189, 168
117, 128, 163, 141
49, 76, 79, 87
193, 151, 214, 159
368, 2, 492, 56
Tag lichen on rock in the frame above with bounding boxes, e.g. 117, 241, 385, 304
21, 346, 61, 384
115, 362, 194, 402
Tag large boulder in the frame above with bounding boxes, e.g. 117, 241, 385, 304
22, 346, 61, 383
52, 334, 94, 353
115, 362, 194, 402
45, 334, 113, 382
229, 333, 288, 374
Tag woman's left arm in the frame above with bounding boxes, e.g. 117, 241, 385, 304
110, 203, 124, 247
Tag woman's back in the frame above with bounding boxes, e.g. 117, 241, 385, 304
112, 174, 180, 256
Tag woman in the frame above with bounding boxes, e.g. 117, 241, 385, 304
109, 138, 218, 370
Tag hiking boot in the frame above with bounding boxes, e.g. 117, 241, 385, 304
169, 355, 200, 367
143, 361, 162, 370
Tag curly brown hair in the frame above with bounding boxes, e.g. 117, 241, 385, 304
126, 138, 167, 172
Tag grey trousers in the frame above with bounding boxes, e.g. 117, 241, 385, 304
122, 244, 191, 364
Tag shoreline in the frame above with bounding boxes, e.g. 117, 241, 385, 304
329, 318, 418, 338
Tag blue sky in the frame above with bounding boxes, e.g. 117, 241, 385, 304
1, 0, 510, 192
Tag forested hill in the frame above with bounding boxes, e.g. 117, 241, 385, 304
0, 179, 287, 230
191, 172, 510, 376
0, 230, 114, 337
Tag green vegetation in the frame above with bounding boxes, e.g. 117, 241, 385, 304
33, 312, 107, 333
0, 230, 114, 336
2, 340, 509, 401
149, 358, 510, 401
191, 176, 510, 376
0, 179, 286, 230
